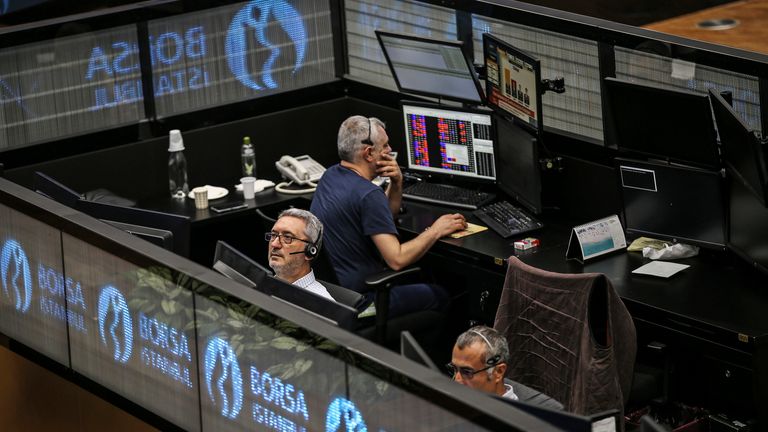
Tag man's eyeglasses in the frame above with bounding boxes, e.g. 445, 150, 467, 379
265, 232, 311, 245
445, 362, 497, 380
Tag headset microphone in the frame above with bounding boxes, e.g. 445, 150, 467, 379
288, 251, 306, 255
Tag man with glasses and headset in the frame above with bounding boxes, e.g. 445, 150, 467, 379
310, 115, 467, 318
266, 208, 334, 301
449, 325, 518, 400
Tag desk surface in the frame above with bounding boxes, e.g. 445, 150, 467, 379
397, 201, 768, 350
140, 190, 768, 352
644, 0, 768, 55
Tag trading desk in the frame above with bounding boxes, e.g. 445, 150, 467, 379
397, 200, 768, 420
140, 190, 767, 421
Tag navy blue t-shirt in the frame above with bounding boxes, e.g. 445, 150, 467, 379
310, 164, 397, 293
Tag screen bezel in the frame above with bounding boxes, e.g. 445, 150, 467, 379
709, 89, 768, 206
400, 99, 498, 185
604, 77, 720, 169
376, 30, 485, 105
495, 116, 543, 214
617, 157, 726, 249
482, 32, 544, 137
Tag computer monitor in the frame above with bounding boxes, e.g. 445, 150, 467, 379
728, 175, 768, 275
604, 77, 720, 169
400, 330, 439, 372
101, 219, 175, 252
212, 241, 359, 330
482, 33, 543, 135
33, 171, 82, 208
76, 199, 191, 257
401, 100, 497, 184
496, 117, 543, 214
618, 158, 726, 248
212, 240, 272, 288
709, 89, 768, 205
376, 31, 484, 105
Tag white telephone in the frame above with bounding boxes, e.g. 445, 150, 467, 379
274, 155, 325, 194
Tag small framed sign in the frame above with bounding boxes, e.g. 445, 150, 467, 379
566, 215, 627, 263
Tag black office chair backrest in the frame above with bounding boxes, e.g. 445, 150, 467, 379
313, 246, 340, 285
320, 280, 367, 312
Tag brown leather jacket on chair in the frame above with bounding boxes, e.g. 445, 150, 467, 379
493, 256, 636, 415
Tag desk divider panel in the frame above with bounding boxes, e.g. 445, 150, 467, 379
0, 177, 558, 431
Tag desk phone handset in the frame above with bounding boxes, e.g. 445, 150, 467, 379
274, 155, 325, 194
275, 155, 325, 185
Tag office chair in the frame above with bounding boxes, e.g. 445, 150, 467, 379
256, 207, 442, 346
494, 256, 637, 416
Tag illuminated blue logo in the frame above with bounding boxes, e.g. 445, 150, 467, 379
204, 337, 243, 419
97, 285, 133, 363
0, 239, 32, 313
325, 397, 368, 432
225, 0, 306, 90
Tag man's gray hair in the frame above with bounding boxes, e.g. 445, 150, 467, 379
277, 208, 323, 251
456, 325, 509, 375
337, 115, 386, 162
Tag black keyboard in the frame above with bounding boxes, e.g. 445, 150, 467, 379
403, 182, 495, 210
473, 200, 543, 238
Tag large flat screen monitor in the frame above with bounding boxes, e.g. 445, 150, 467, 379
212, 241, 359, 331
402, 100, 497, 183
101, 219, 174, 252
376, 31, 484, 105
212, 240, 272, 287
604, 77, 720, 168
618, 158, 726, 248
483, 33, 543, 135
76, 200, 191, 257
709, 89, 768, 205
496, 118, 543, 214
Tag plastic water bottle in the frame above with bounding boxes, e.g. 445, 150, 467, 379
241, 136, 256, 178
168, 129, 189, 199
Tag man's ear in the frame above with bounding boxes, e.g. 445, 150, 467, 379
493, 362, 507, 383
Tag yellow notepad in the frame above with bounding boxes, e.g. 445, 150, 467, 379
450, 222, 488, 239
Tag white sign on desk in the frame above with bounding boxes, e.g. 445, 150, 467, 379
566, 215, 627, 263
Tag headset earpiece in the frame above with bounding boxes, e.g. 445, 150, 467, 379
486, 354, 501, 366
305, 244, 318, 259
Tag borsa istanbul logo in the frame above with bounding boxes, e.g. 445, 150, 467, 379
84, 0, 308, 109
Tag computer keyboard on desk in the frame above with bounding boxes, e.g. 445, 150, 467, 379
473, 200, 544, 238
403, 182, 495, 210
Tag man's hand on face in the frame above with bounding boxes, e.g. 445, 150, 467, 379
376, 152, 402, 186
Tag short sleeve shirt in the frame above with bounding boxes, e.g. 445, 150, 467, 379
310, 164, 397, 293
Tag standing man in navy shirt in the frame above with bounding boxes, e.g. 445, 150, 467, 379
310, 115, 467, 317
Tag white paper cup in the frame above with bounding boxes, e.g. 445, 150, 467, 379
241, 176, 256, 199
193, 187, 209, 209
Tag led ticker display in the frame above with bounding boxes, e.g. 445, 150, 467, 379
63, 234, 200, 432
0, 25, 144, 152
195, 292, 348, 432
147, 0, 336, 116
0, 203, 70, 365
0, 0, 336, 152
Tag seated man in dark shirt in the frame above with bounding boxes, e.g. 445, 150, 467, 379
310, 115, 467, 317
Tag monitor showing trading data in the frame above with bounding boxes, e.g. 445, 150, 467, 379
483, 33, 543, 134
402, 101, 496, 182
377, 31, 484, 104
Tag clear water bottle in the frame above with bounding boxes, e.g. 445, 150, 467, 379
168, 129, 189, 199
241, 136, 256, 178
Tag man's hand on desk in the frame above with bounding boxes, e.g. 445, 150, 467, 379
428, 213, 468, 238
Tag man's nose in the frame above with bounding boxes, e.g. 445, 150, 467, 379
270, 236, 282, 247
